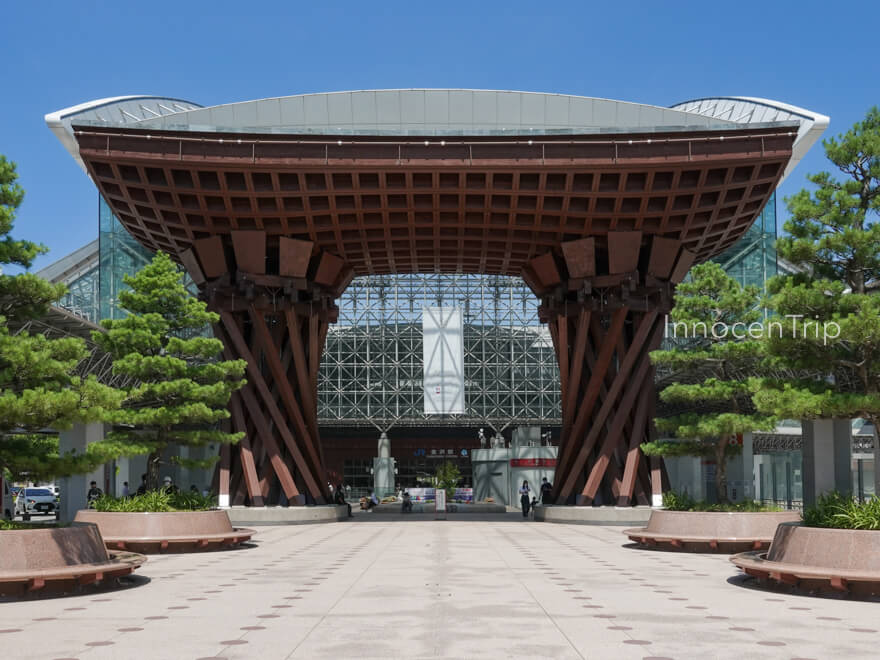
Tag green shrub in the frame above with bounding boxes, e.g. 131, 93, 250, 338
433, 461, 461, 499
0, 519, 66, 530
170, 490, 216, 511
802, 492, 880, 530
662, 490, 697, 511
92, 490, 216, 513
662, 490, 781, 512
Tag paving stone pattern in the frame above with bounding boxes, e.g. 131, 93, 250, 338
1, 515, 878, 659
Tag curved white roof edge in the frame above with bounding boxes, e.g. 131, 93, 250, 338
144, 87, 714, 118
64, 89, 753, 138
48, 92, 825, 182
671, 96, 829, 184
46, 95, 202, 173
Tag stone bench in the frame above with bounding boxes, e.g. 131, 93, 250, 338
731, 522, 880, 596
74, 510, 254, 554
0, 523, 146, 597
624, 510, 800, 553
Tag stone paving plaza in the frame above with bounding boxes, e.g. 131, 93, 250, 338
2, 514, 878, 659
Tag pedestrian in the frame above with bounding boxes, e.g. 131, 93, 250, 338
87, 481, 103, 506
540, 477, 553, 505
366, 490, 379, 511
334, 483, 352, 517
162, 476, 179, 494
136, 473, 148, 495
401, 490, 413, 513
519, 480, 531, 518
121, 481, 130, 497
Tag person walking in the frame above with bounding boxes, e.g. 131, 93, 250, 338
121, 481, 130, 497
540, 477, 553, 505
136, 473, 148, 495
519, 480, 531, 518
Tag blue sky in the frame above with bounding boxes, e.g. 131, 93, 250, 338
2, 1, 876, 271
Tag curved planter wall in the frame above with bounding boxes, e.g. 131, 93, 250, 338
766, 523, 880, 570
0, 523, 145, 596
625, 510, 800, 553
732, 522, 880, 596
74, 510, 254, 554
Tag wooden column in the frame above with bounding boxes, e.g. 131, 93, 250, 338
526, 233, 693, 506
179, 232, 351, 506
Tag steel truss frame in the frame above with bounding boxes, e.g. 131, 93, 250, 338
318, 273, 560, 432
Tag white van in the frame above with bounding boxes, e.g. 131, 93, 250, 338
1, 476, 13, 520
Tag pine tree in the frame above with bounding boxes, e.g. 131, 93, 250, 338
93, 251, 246, 490
0, 155, 124, 482
644, 262, 775, 503
753, 108, 880, 492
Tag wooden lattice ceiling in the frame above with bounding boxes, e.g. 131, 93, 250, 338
74, 125, 794, 277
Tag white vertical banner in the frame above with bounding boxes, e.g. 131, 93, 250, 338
435, 488, 447, 514
422, 306, 465, 415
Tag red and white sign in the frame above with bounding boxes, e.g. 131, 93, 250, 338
510, 458, 557, 468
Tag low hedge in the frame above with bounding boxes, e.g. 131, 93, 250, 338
0, 519, 66, 530
662, 490, 782, 513
92, 490, 216, 513
802, 492, 880, 530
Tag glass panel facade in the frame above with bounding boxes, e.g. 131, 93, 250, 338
318, 274, 560, 427
56, 264, 100, 322
99, 196, 153, 320
756, 450, 803, 509
712, 193, 777, 290
853, 457, 876, 501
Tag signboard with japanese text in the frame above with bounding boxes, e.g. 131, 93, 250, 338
510, 458, 557, 468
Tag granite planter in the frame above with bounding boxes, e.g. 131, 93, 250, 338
731, 522, 880, 596
624, 509, 800, 553
0, 522, 145, 596
74, 509, 254, 554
